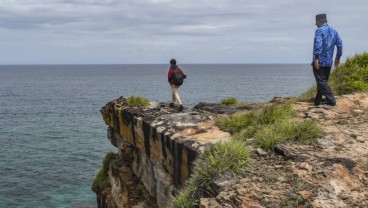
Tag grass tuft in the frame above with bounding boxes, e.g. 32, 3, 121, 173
172, 140, 250, 207
220, 102, 323, 149
254, 120, 325, 149
217, 103, 293, 135
172, 189, 197, 208
220, 97, 249, 106
220, 98, 238, 105
126, 96, 150, 108
216, 111, 255, 134
92, 152, 114, 192
297, 86, 317, 102
256, 103, 294, 125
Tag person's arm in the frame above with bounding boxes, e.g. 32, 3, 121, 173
168, 68, 172, 83
179, 68, 187, 79
335, 32, 343, 67
313, 29, 322, 69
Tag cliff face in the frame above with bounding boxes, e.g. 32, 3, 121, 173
98, 97, 234, 208
96, 93, 368, 208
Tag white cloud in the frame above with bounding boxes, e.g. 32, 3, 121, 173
0, 0, 367, 64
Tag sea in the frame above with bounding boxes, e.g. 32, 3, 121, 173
0, 64, 315, 208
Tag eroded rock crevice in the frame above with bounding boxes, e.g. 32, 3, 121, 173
97, 97, 232, 207
96, 93, 368, 208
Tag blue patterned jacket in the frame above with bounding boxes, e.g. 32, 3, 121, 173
312, 23, 343, 67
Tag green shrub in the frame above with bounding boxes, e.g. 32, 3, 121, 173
232, 124, 261, 141
256, 103, 294, 125
201, 140, 250, 175
253, 124, 283, 148
172, 189, 197, 208
330, 62, 368, 94
297, 86, 317, 102
220, 98, 238, 105
172, 140, 251, 207
220, 98, 249, 106
343, 52, 368, 68
216, 111, 255, 134
217, 104, 293, 135
127, 96, 150, 108
297, 53, 368, 100
92, 152, 114, 192
254, 120, 325, 149
292, 120, 325, 143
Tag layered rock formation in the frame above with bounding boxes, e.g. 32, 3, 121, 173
96, 93, 368, 208
98, 97, 234, 207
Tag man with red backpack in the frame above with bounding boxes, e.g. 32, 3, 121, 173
168, 58, 187, 111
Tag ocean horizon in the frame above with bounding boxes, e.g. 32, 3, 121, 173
0, 64, 315, 208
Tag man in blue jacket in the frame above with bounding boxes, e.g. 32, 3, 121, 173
312, 13, 343, 106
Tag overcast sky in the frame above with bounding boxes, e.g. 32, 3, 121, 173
1, 0, 367, 64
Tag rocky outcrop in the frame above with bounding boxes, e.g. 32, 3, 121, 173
199, 93, 368, 208
96, 93, 368, 208
98, 97, 233, 208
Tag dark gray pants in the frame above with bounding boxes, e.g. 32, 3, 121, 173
313, 66, 335, 104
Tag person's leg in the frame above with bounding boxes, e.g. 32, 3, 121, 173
313, 67, 335, 105
325, 67, 331, 81
170, 85, 176, 108
171, 85, 176, 102
323, 67, 335, 104
314, 89, 323, 106
313, 67, 323, 106
171, 85, 182, 105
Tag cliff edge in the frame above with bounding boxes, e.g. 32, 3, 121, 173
96, 97, 237, 208
95, 92, 368, 208
199, 92, 368, 208
94, 53, 368, 207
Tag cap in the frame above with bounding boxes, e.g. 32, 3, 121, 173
170, 59, 176, 65
316, 14, 327, 21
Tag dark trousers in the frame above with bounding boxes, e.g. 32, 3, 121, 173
313, 66, 335, 104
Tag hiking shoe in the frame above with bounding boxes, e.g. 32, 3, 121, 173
179, 105, 184, 111
320, 101, 336, 106
314, 98, 326, 106
169, 103, 174, 108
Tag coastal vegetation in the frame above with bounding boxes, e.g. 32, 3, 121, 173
92, 152, 114, 192
126, 96, 150, 108
171, 52, 368, 206
299, 52, 368, 101
220, 97, 248, 106
330, 52, 368, 94
172, 140, 251, 207
91, 53, 365, 207
217, 103, 324, 149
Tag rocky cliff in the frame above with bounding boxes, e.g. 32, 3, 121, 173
97, 97, 241, 207
96, 93, 368, 208
199, 93, 368, 208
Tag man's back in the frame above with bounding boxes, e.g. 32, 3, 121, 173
313, 23, 343, 67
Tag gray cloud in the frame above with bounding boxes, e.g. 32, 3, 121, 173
0, 0, 367, 64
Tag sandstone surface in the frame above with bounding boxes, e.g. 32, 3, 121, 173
199, 93, 368, 208
96, 93, 368, 208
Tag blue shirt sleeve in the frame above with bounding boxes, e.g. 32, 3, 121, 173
335, 32, 343, 60
313, 29, 323, 59
312, 24, 343, 67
